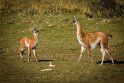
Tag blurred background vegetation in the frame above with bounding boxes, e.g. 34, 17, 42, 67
0, 0, 123, 18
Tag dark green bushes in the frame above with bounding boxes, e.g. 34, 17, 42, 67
90, 0, 124, 18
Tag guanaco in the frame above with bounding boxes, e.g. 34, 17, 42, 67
73, 16, 114, 65
19, 28, 39, 62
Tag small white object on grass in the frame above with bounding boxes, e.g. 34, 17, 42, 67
41, 62, 55, 72
49, 62, 55, 67
41, 68, 52, 71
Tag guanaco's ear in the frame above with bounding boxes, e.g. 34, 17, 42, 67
74, 16, 76, 20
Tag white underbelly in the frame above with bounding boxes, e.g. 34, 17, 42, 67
90, 37, 100, 49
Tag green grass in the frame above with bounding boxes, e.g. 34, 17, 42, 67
0, 9, 124, 83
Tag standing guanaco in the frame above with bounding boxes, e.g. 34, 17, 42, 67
73, 16, 114, 65
19, 28, 39, 62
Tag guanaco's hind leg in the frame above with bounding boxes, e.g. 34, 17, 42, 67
20, 48, 25, 62
105, 48, 114, 65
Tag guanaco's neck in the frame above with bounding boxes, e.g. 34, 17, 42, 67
76, 21, 85, 36
33, 35, 38, 43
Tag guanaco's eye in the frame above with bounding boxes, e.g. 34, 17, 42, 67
73, 20, 76, 23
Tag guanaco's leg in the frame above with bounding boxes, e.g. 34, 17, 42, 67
32, 49, 38, 62
78, 46, 86, 63
28, 47, 31, 62
105, 48, 114, 65
100, 47, 106, 65
87, 48, 93, 63
20, 48, 25, 62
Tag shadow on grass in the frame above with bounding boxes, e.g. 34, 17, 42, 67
38, 59, 54, 62
97, 60, 124, 65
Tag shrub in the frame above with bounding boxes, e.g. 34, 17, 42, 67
90, 0, 124, 18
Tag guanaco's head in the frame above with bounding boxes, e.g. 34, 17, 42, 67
72, 16, 78, 24
72, 16, 82, 28
33, 28, 39, 36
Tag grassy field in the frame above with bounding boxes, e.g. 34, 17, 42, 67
0, 1, 124, 83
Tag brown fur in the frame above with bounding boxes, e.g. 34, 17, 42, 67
80, 32, 111, 49
20, 37, 37, 49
